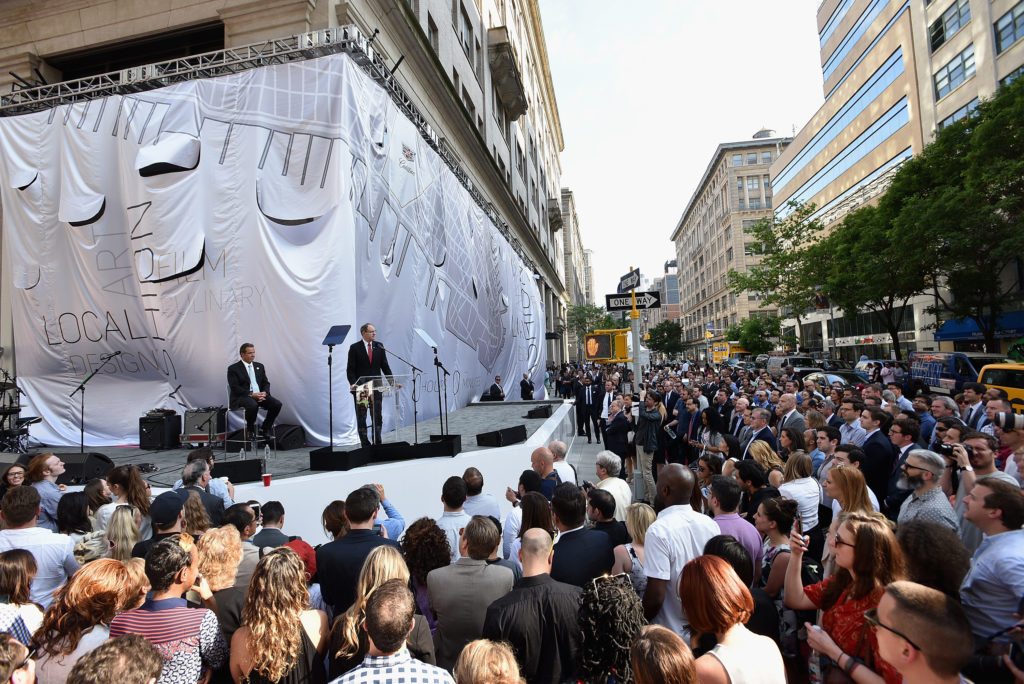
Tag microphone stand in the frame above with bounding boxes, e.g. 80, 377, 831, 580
327, 343, 335, 450
69, 353, 118, 454
383, 346, 422, 444
432, 347, 451, 437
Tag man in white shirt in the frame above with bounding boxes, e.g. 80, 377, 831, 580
642, 464, 719, 640
549, 440, 577, 486
0, 485, 79, 609
839, 399, 868, 447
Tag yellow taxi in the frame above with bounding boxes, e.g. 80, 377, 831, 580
979, 363, 1024, 414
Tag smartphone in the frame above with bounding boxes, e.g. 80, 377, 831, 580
372, 523, 383, 536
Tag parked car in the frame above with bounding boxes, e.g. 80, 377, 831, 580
802, 371, 869, 393
818, 358, 853, 371
909, 351, 1010, 396
853, 359, 909, 382
977, 363, 1024, 414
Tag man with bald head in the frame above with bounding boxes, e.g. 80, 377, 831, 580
775, 393, 806, 435
483, 528, 581, 683
642, 463, 719, 639
530, 447, 561, 500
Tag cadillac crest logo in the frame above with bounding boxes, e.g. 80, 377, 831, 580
399, 144, 416, 175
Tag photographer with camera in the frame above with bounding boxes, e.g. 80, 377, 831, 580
944, 431, 1020, 554
995, 410, 1024, 485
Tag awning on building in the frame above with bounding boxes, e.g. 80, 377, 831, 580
934, 311, 1024, 341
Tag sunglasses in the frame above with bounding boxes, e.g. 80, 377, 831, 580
864, 608, 921, 651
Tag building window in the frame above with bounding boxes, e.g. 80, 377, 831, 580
732, 153, 743, 166
934, 43, 975, 99
995, 1, 1024, 54
458, 4, 474, 56
749, 197, 762, 210
427, 14, 439, 52
462, 86, 476, 119
746, 152, 758, 164
761, 151, 772, 164
738, 198, 746, 210
747, 176, 759, 190
1002, 64, 1024, 87
929, 0, 971, 52
736, 177, 744, 192
726, 247, 734, 262
937, 97, 979, 128
515, 141, 525, 180
453, 67, 460, 93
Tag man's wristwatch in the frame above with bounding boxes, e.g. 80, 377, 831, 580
960, 465, 974, 472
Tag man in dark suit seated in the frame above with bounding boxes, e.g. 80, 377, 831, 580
227, 342, 283, 440
346, 323, 394, 447
550, 482, 614, 587
180, 459, 225, 526
250, 500, 293, 548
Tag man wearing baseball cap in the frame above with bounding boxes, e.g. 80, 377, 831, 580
131, 490, 186, 559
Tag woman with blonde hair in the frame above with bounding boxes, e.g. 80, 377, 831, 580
611, 502, 657, 596
34, 558, 131, 683
104, 505, 140, 563
453, 639, 521, 684
94, 465, 151, 537
230, 547, 328, 683
196, 525, 245, 647
327, 545, 434, 678
747, 440, 785, 488
181, 490, 212, 538
122, 558, 149, 610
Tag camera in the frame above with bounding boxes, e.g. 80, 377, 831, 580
936, 443, 973, 459
994, 411, 1024, 431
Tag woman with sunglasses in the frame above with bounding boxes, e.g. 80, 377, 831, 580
786, 511, 905, 683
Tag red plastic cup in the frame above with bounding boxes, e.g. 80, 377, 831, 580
262, 473, 272, 487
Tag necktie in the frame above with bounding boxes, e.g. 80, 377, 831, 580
586, 388, 591, 405
246, 363, 258, 393
368, 342, 373, 364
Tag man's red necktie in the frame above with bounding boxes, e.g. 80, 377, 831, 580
368, 343, 373, 364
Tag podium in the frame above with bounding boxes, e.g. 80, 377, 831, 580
353, 374, 409, 445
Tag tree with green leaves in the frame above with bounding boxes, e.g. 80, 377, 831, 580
726, 201, 828, 338
884, 77, 1024, 350
725, 315, 782, 356
646, 320, 683, 357
812, 203, 928, 360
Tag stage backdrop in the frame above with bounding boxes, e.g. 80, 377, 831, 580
0, 54, 546, 447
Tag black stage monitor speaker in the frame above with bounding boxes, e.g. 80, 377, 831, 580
525, 405, 553, 419
273, 424, 306, 451
140, 414, 181, 450
0, 453, 23, 469
183, 408, 227, 443
475, 425, 528, 448
213, 458, 263, 484
57, 452, 115, 485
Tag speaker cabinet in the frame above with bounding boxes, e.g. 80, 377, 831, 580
475, 425, 528, 447
140, 414, 181, 450
183, 408, 226, 443
213, 458, 263, 484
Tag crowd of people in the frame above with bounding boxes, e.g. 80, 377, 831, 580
0, 359, 1021, 683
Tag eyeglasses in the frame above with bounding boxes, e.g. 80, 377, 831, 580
901, 463, 934, 475
830, 532, 855, 549
864, 608, 921, 651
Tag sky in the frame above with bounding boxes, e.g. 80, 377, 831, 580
538, 0, 826, 302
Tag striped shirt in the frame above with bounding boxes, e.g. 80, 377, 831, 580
110, 598, 226, 683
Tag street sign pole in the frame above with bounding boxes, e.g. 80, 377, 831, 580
630, 266, 641, 385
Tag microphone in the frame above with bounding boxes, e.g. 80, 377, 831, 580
375, 342, 384, 350
100, 351, 122, 360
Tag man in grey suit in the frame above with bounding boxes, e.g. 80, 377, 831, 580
775, 393, 806, 435
427, 515, 514, 670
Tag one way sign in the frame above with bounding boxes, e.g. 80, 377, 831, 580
605, 291, 662, 312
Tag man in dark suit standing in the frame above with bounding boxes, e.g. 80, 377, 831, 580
603, 400, 630, 476
519, 373, 534, 400
550, 483, 613, 587
346, 322, 394, 447
227, 342, 283, 440
486, 376, 506, 401
859, 406, 897, 503
574, 376, 602, 444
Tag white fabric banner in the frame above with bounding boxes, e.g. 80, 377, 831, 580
0, 54, 546, 447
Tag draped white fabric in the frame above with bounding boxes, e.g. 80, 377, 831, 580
0, 54, 546, 447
